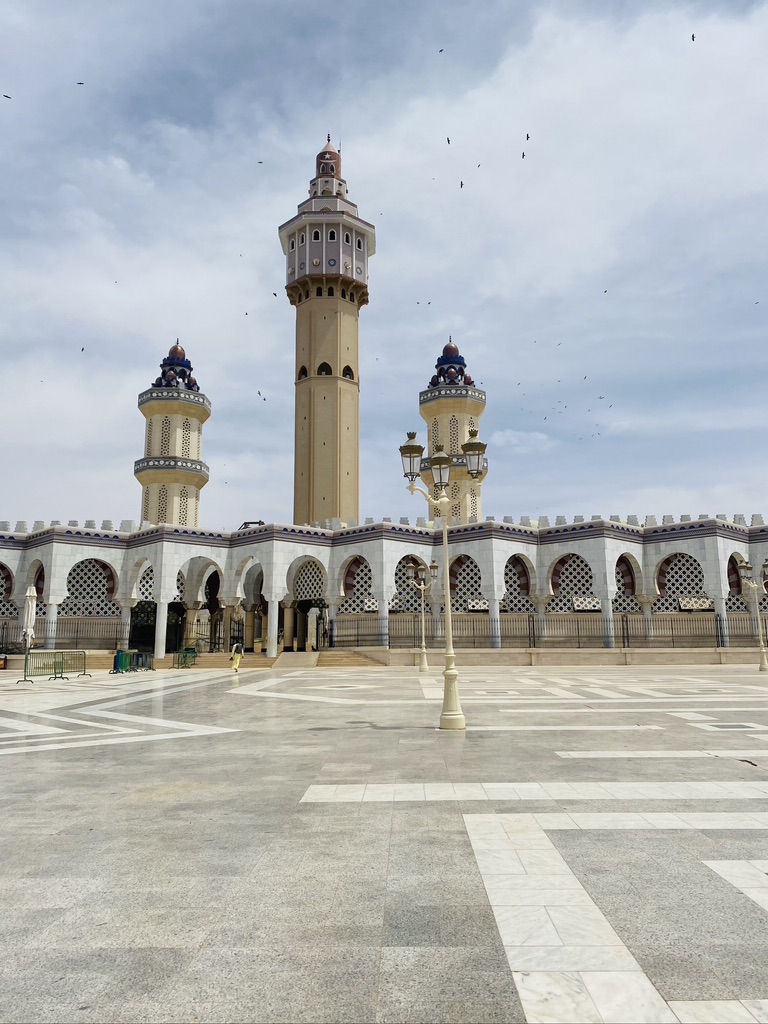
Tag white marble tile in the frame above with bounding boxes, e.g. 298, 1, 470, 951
474, 849, 526, 874
482, 783, 522, 799
511, 783, 551, 799
452, 783, 489, 800
469, 838, 524, 851
749, 860, 768, 872
423, 783, 457, 800
333, 784, 366, 802
517, 849, 573, 875
680, 814, 767, 829
393, 784, 425, 801
569, 812, 651, 830
704, 861, 768, 889
500, 834, 556, 851
668, 1001, 760, 1023
512, 970, 602, 1023
581, 971, 679, 1022
505, 945, 641, 972
741, 1001, 768, 1023
533, 813, 579, 830
641, 812, 695, 829
548, 905, 624, 946
486, 887, 593, 907
361, 784, 395, 802
300, 785, 337, 802
483, 873, 586, 892
492, 905, 564, 946
741, 889, 768, 912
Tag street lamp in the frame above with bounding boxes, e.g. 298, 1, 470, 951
739, 560, 768, 672
407, 559, 439, 673
399, 430, 486, 728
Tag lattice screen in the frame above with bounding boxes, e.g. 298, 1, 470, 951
653, 553, 707, 612
547, 554, 597, 613
293, 560, 325, 601
35, 567, 46, 617
138, 566, 154, 601
0, 563, 16, 617
182, 419, 191, 458
145, 419, 153, 456
160, 416, 171, 455
60, 560, 120, 617
470, 489, 478, 520
179, 488, 189, 526
430, 418, 439, 450
389, 557, 424, 613
449, 416, 460, 454
501, 557, 534, 613
142, 487, 150, 523
613, 558, 642, 613
338, 557, 376, 613
451, 481, 461, 520
175, 570, 186, 603
725, 555, 748, 611
157, 485, 168, 524
450, 555, 486, 612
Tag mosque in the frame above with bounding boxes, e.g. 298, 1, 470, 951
1, 138, 766, 664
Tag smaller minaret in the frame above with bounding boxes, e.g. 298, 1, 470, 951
134, 341, 211, 527
418, 338, 488, 523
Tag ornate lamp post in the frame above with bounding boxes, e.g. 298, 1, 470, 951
739, 560, 768, 672
407, 559, 439, 673
399, 430, 487, 730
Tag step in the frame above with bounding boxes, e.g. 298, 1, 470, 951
316, 650, 381, 668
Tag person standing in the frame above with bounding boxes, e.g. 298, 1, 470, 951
230, 641, 243, 673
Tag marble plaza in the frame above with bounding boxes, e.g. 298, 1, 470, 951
1, 663, 768, 1022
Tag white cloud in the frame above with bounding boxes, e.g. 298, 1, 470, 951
489, 430, 558, 454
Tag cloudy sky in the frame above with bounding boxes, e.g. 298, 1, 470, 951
2, 0, 767, 530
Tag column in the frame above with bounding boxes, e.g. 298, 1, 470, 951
713, 594, 729, 647
534, 599, 548, 643
266, 599, 279, 658
283, 605, 295, 650
638, 597, 654, 640
154, 600, 169, 661
119, 603, 133, 648
487, 597, 501, 649
244, 606, 255, 652
600, 596, 615, 649
184, 603, 200, 647
378, 602, 390, 648
44, 602, 59, 650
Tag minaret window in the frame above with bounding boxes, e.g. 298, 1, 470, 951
342, 365, 354, 380
299, 233, 305, 244
318, 362, 332, 376
341, 289, 346, 299
290, 239, 296, 251
356, 238, 363, 250
327, 286, 334, 297
316, 286, 323, 297
312, 230, 320, 241
344, 232, 351, 244
328, 230, 336, 241
298, 366, 308, 380
160, 417, 171, 456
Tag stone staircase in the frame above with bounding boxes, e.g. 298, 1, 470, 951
189, 652, 278, 670
316, 649, 381, 668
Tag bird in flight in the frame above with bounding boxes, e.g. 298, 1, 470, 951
522, 151, 525, 159
460, 181, 463, 188
81, 347, 85, 352
258, 161, 263, 164
447, 137, 450, 144
2, 95, 10, 99
439, 48, 444, 52
691, 33, 695, 41
76, 81, 84, 85
526, 133, 530, 140
272, 292, 277, 297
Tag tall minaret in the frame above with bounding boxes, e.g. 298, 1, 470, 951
419, 338, 488, 523
278, 137, 376, 526
134, 341, 211, 527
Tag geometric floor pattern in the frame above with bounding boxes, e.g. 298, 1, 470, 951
1, 662, 768, 1022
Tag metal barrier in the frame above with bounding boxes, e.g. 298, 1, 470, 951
110, 650, 155, 674
17, 649, 91, 684
173, 648, 198, 669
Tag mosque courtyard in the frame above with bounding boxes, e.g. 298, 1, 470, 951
1, 663, 768, 1023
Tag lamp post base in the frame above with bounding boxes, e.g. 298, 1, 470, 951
418, 647, 429, 673
759, 649, 768, 672
439, 656, 465, 730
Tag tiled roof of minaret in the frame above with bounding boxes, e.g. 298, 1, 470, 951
427, 337, 475, 388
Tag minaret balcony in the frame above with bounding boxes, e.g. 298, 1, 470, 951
134, 457, 210, 489
138, 388, 211, 412
419, 385, 486, 406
